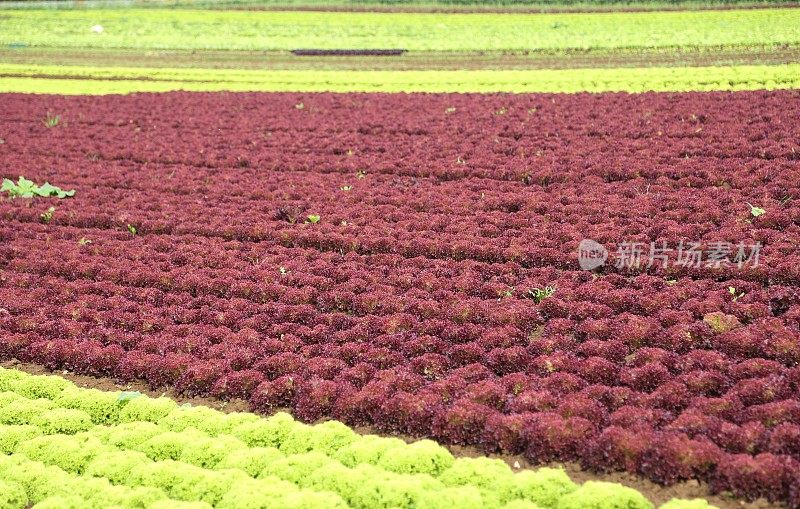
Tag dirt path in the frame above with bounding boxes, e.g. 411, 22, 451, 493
1, 46, 798, 72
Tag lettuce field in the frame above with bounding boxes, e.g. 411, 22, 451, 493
1, 2, 800, 509
0, 366, 687, 509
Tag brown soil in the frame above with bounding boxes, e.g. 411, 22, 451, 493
1, 358, 781, 509
1, 46, 798, 72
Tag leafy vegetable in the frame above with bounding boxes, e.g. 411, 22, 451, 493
746, 203, 766, 217
524, 286, 556, 303
1, 176, 75, 199
728, 286, 745, 302
42, 111, 61, 128
40, 206, 55, 224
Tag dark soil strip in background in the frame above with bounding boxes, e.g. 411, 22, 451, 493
2, 46, 798, 71
291, 49, 408, 56
1, 359, 779, 509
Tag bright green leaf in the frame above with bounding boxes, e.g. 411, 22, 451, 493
1, 176, 75, 199
747, 203, 766, 217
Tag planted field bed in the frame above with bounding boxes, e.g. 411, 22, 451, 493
1, 90, 800, 506
3, 8, 799, 94
0, 366, 687, 509
3, 63, 800, 94
2, 9, 799, 53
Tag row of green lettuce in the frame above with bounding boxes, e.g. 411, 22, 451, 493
1, 63, 799, 93
0, 0, 795, 10
0, 367, 715, 509
0, 8, 798, 52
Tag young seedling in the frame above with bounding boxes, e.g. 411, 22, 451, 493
525, 286, 556, 303
40, 206, 55, 224
340, 185, 352, 191
445, 107, 457, 114
306, 214, 321, 224
498, 287, 514, 299
729, 286, 745, 302
126, 224, 137, 236
42, 111, 61, 128
356, 170, 367, 179
1, 176, 75, 199
279, 266, 289, 276
78, 237, 92, 246
747, 203, 766, 217
295, 102, 304, 110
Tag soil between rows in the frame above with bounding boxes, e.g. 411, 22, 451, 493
1, 46, 798, 71
1, 359, 780, 509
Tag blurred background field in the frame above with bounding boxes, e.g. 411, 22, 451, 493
0, 4, 798, 93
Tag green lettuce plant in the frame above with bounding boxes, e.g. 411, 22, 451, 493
280, 420, 358, 455
89, 421, 161, 449
136, 429, 207, 462
118, 396, 177, 424
261, 451, 334, 485
377, 439, 454, 476
180, 434, 248, 469
0, 398, 56, 426
0, 479, 27, 509
13, 375, 70, 400
16, 434, 107, 474
230, 412, 297, 448
512, 468, 577, 507
213, 446, 284, 477
158, 406, 228, 435
0, 425, 41, 455
215, 477, 298, 509
1, 176, 75, 199
34, 408, 93, 435
333, 435, 406, 467
556, 481, 653, 509
85, 450, 152, 485
56, 387, 123, 425
440, 457, 516, 501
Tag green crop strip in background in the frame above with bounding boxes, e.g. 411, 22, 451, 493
1, 9, 799, 52
1, 7, 799, 94
0, 0, 797, 10
1, 63, 799, 93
